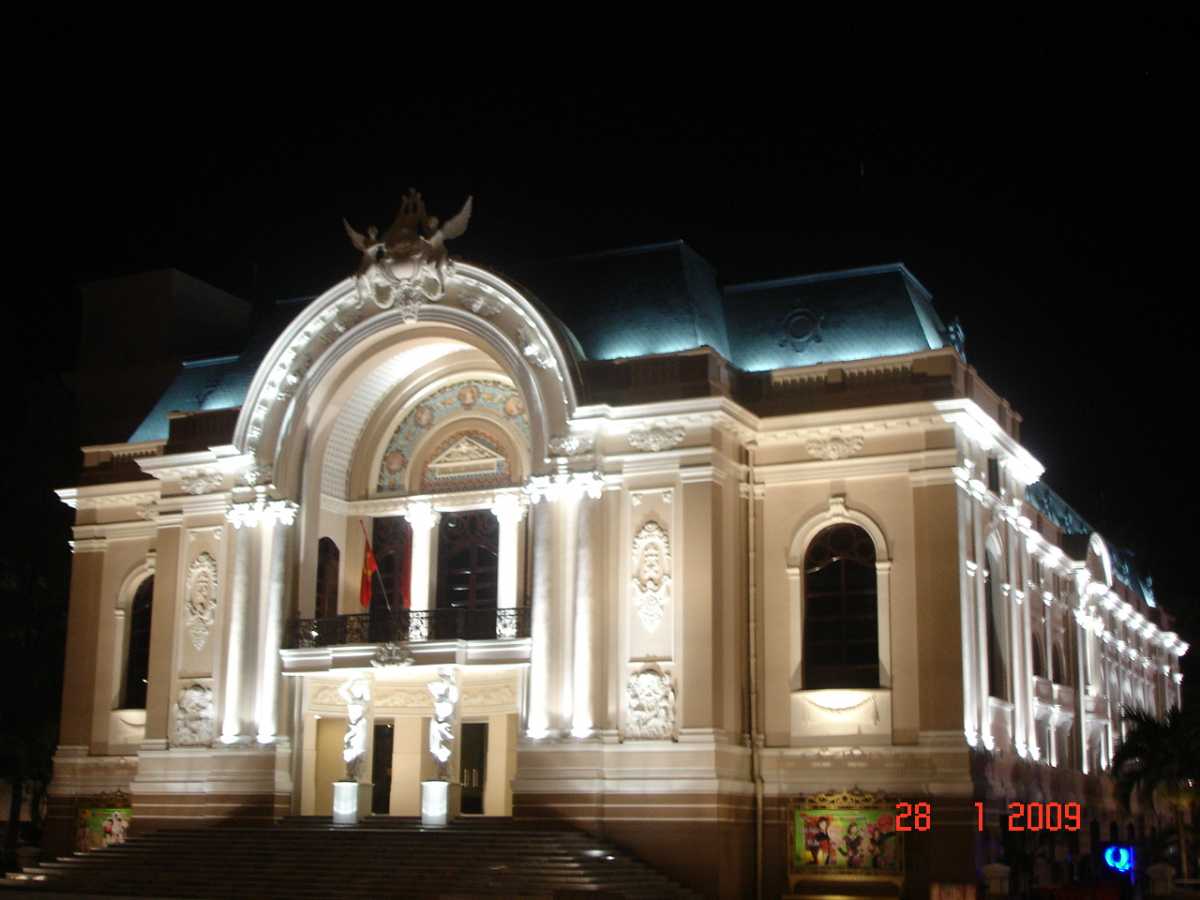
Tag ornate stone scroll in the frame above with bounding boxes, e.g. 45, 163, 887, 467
631, 520, 671, 632
624, 667, 676, 740
805, 433, 865, 460
173, 683, 215, 746
185, 552, 218, 651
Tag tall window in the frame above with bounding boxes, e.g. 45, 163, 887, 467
315, 538, 340, 619
803, 524, 879, 690
436, 511, 499, 639
123, 577, 154, 709
1031, 632, 1046, 679
985, 549, 1009, 700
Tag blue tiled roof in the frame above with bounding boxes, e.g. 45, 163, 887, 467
723, 263, 947, 372
1026, 481, 1092, 536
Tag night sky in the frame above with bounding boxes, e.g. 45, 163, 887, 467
7, 30, 1199, 698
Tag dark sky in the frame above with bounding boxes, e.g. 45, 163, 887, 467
8, 27, 1200, 692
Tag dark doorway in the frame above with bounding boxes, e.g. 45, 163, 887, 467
460, 722, 488, 815
372, 722, 394, 814
436, 511, 499, 639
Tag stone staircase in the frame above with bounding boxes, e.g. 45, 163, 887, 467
2, 816, 701, 898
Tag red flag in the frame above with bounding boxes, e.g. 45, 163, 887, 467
360, 520, 379, 608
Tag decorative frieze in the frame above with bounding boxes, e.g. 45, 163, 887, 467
624, 667, 676, 740
185, 552, 219, 651
172, 683, 215, 747
631, 520, 671, 633
548, 433, 595, 457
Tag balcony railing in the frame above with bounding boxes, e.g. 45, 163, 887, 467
284, 608, 530, 649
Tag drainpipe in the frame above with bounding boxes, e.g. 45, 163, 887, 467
747, 444, 764, 900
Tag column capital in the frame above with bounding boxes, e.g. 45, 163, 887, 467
490, 492, 528, 526
402, 500, 440, 531
226, 486, 299, 529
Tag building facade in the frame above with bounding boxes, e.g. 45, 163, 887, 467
50, 224, 1188, 897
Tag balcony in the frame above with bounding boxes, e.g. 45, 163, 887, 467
284, 608, 531, 650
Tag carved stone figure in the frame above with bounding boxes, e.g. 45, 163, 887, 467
632, 521, 671, 632
185, 552, 219, 651
344, 190, 473, 321
624, 668, 676, 740
370, 641, 413, 667
427, 667, 460, 779
173, 683, 215, 746
338, 676, 371, 781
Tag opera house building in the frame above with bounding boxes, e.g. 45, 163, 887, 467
49, 201, 1188, 897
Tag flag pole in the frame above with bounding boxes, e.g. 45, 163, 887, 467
360, 519, 392, 613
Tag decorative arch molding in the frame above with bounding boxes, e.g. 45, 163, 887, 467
1087, 533, 1114, 588
786, 494, 891, 566
786, 495, 893, 695
232, 265, 580, 499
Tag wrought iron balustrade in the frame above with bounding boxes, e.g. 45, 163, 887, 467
284, 607, 530, 649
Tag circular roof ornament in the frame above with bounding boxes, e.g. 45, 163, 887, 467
778, 307, 824, 352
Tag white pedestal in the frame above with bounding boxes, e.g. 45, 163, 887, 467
421, 780, 449, 826
332, 781, 359, 825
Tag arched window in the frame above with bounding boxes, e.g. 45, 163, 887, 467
803, 524, 879, 690
315, 538, 340, 620
123, 577, 154, 710
985, 548, 1009, 700
1031, 632, 1046, 679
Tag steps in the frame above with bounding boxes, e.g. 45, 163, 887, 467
3, 817, 700, 898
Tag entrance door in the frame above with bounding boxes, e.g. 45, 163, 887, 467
435, 511, 499, 640
460, 722, 488, 814
372, 722, 393, 814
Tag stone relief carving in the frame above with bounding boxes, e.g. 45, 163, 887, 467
628, 422, 685, 452
624, 668, 676, 740
461, 682, 517, 709
548, 433, 594, 457
631, 520, 671, 632
173, 683, 215, 747
805, 434, 865, 460
374, 687, 432, 710
185, 552, 219, 651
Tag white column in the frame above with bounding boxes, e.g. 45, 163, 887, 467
403, 502, 440, 614
222, 524, 257, 743
490, 493, 527, 638
526, 499, 554, 738
972, 498, 991, 748
257, 517, 290, 743
571, 491, 596, 738
956, 482, 978, 746
1074, 613, 1089, 774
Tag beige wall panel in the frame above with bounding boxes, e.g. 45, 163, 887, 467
680, 480, 717, 729
176, 527, 223, 680
484, 712, 517, 816
913, 483, 964, 732
61, 549, 106, 748
389, 716, 424, 815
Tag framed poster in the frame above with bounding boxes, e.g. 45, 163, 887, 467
74, 791, 132, 852
787, 788, 903, 890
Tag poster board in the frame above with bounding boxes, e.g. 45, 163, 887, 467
787, 788, 903, 892
74, 791, 132, 852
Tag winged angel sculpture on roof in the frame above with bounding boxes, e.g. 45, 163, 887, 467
343, 190, 473, 322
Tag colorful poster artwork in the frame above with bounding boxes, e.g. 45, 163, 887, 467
75, 807, 132, 852
793, 807, 898, 873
